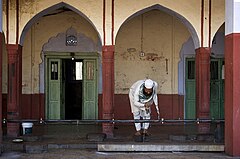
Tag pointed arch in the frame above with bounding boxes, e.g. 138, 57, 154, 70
115, 4, 199, 49
19, 2, 102, 46
211, 23, 225, 57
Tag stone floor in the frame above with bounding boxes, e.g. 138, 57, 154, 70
2, 122, 224, 145
2, 149, 240, 159
0, 122, 232, 158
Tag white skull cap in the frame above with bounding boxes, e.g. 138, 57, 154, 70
144, 79, 154, 89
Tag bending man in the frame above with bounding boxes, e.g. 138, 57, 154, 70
129, 79, 159, 136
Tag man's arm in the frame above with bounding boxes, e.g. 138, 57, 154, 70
133, 88, 145, 108
153, 82, 160, 115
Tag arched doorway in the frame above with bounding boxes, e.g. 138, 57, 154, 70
43, 28, 100, 120
45, 53, 98, 120
210, 24, 225, 119
20, 4, 102, 120
114, 5, 199, 119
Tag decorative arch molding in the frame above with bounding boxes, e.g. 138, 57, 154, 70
39, 27, 102, 93
115, 4, 200, 49
178, 37, 195, 95
42, 27, 101, 53
19, 2, 102, 46
211, 23, 225, 57
211, 22, 225, 44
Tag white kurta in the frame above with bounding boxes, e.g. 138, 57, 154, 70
129, 80, 159, 113
129, 79, 159, 131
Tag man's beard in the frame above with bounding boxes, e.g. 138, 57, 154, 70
143, 90, 153, 97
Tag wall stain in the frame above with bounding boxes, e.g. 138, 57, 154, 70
121, 49, 166, 62
145, 52, 165, 61
151, 66, 157, 72
115, 72, 130, 92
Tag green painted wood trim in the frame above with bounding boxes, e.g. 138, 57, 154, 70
44, 52, 99, 120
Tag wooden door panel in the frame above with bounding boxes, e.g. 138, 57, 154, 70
185, 58, 196, 119
210, 82, 220, 100
186, 101, 196, 119
210, 59, 224, 119
210, 102, 220, 119
49, 83, 60, 100
49, 103, 60, 119
186, 82, 196, 100
47, 59, 63, 119
83, 60, 98, 119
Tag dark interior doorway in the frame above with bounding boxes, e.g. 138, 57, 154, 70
64, 59, 83, 119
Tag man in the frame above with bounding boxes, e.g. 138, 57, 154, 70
129, 79, 160, 136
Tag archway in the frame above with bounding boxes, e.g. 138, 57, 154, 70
114, 5, 197, 120
19, 3, 102, 120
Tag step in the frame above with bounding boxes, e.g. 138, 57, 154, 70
98, 143, 224, 152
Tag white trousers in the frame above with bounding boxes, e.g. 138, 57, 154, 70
133, 110, 151, 131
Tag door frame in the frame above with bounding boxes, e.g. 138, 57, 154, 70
44, 52, 99, 119
185, 57, 196, 119
184, 57, 225, 119
210, 58, 224, 119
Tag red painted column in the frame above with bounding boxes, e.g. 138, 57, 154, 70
0, 33, 3, 143
225, 34, 240, 156
195, 47, 210, 133
7, 44, 22, 137
102, 45, 114, 138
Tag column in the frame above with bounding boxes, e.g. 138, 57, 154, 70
0, 0, 3, 146
7, 44, 22, 137
225, 0, 240, 156
195, 47, 210, 133
102, 45, 114, 138
0, 34, 2, 144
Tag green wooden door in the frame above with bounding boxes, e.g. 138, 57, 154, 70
82, 59, 98, 119
210, 59, 224, 119
47, 59, 65, 119
185, 58, 196, 119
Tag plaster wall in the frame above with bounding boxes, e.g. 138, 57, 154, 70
1, 36, 7, 93
2, 0, 102, 44
211, 0, 225, 38
1, 0, 225, 47
0, 0, 2, 32
1, 0, 226, 94
7, 0, 17, 44
114, 0, 224, 48
115, 10, 190, 94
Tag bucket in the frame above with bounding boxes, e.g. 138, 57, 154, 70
22, 122, 33, 135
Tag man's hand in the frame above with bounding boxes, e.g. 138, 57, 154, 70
144, 102, 152, 108
144, 102, 151, 114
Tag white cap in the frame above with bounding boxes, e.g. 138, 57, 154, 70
144, 79, 154, 89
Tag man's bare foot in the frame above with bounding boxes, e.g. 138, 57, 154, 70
143, 129, 151, 136
135, 131, 141, 136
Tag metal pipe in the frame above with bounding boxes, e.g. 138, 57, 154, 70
3, 118, 225, 124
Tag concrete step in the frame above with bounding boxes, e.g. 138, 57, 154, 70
4, 142, 224, 153
98, 143, 224, 152
3, 142, 97, 153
